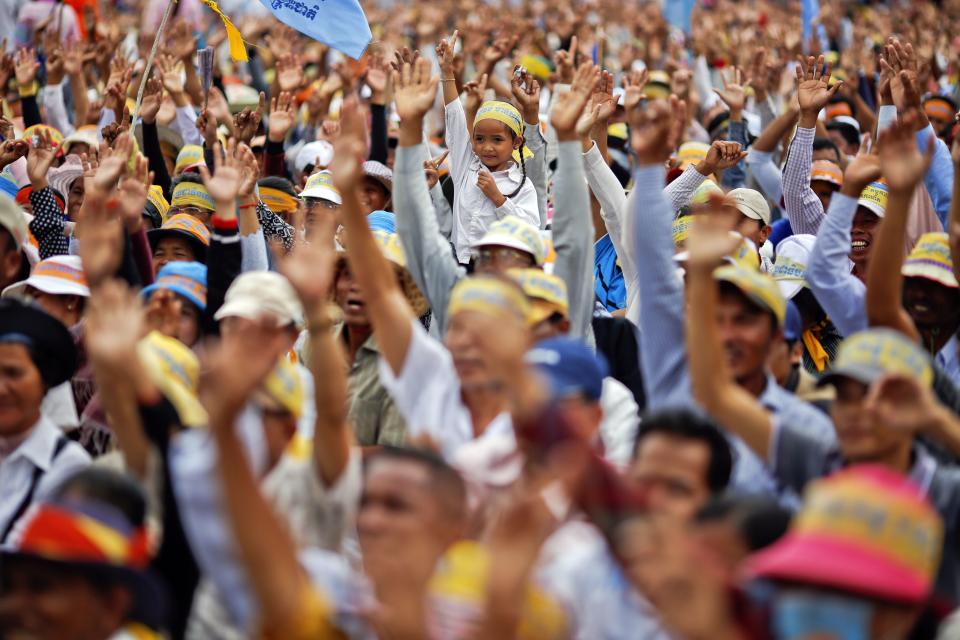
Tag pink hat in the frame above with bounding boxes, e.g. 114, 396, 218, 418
745, 465, 943, 604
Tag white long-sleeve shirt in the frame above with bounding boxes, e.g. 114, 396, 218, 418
444, 99, 539, 263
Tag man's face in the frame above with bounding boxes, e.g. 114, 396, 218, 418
734, 216, 769, 248
903, 277, 960, 331
357, 459, 456, 579
152, 237, 197, 275
715, 289, 777, 384
0, 343, 45, 437
811, 180, 838, 212
304, 199, 339, 242
850, 207, 881, 264
0, 558, 131, 640
826, 129, 856, 157
444, 310, 505, 390
334, 264, 370, 326
630, 433, 712, 521
473, 245, 536, 275
357, 177, 390, 216
831, 377, 909, 462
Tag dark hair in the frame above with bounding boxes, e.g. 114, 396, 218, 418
634, 408, 733, 493
171, 171, 203, 189
827, 95, 856, 117
812, 137, 841, 163
366, 446, 467, 521
53, 467, 148, 528
257, 175, 298, 199
695, 494, 792, 551
825, 121, 860, 148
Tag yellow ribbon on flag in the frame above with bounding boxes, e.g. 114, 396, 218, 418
200, 0, 248, 61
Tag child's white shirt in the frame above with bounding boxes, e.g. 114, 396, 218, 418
444, 100, 540, 264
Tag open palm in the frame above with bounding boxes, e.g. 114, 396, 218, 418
393, 58, 439, 122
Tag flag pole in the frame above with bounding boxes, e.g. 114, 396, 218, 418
133, 0, 177, 123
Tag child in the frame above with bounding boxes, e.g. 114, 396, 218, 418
437, 31, 540, 265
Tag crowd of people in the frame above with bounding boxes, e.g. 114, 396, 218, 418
3, 0, 960, 637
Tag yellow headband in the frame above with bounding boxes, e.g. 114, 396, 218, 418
475, 101, 523, 137
259, 187, 299, 213
447, 276, 530, 324
171, 182, 215, 211
147, 185, 170, 222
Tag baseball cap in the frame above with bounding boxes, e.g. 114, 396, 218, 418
901, 232, 958, 289
677, 141, 711, 170
473, 216, 546, 265
147, 214, 211, 263
295, 141, 335, 174
817, 328, 933, 389
771, 234, 817, 300
137, 330, 206, 427
2, 255, 89, 300
831, 114, 861, 133
362, 160, 393, 193
857, 181, 888, 218
728, 188, 771, 226
141, 261, 208, 311
810, 159, 843, 187
714, 263, 786, 326
214, 271, 304, 327
509, 268, 569, 325
525, 336, 609, 401
300, 170, 342, 204
0, 193, 29, 250
746, 465, 942, 605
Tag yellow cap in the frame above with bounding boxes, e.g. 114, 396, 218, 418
690, 179, 723, 205
677, 141, 710, 170
137, 331, 207, 427
473, 216, 546, 265
509, 268, 569, 325
174, 145, 206, 174
672, 215, 693, 246
714, 263, 786, 326
258, 356, 304, 419
447, 275, 531, 324
171, 181, 215, 212
147, 185, 171, 223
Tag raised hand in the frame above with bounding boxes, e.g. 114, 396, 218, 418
0, 138, 29, 169
276, 53, 304, 93
550, 62, 601, 139
630, 98, 680, 166
76, 195, 124, 288
747, 48, 770, 102
84, 280, 145, 367
139, 75, 164, 125
877, 114, 934, 192
206, 86, 234, 128
268, 91, 296, 143
423, 151, 448, 189
510, 68, 541, 124
156, 53, 185, 97
329, 96, 367, 193
26, 128, 58, 189
865, 373, 947, 436
796, 54, 840, 126
44, 41, 65, 85
265, 23, 296, 60
684, 204, 742, 270
235, 142, 259, 197
696, 140, 747, 176
233, 91, 265, 144
195, 108, 218, 148
435, 29, 459, 76
164, 19, 198, 62
14, 48, 39, 87
463, 73, 489, 117
198, 139, 244, 206
0, 49, 14, 91
622, 68, 649, 111
553, 35, 577, 84
480, 33, 518, 71
476, 170, 505, 206
275, 233, 337, 310
116, 154, 153, 231
840, 148, 882, 197
365, 52, 390, 105
393, 57, 439, 123
107, 53, 133, 88
144, 289, 183, 339
92, 133, 133, 195
714, 66, 748, 118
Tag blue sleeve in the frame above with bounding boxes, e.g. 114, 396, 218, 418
631, 165, 692, 407
805, 193, 868, 337
721, 120, 748, 190
917, 124, 954, 228
768, 218, 793, 248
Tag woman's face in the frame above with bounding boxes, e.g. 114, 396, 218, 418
152, 237, 197, 275
67, 179, 85, 220
177, 296, 201, 347
0, 343, 45, 437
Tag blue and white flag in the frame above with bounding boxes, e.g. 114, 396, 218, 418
260, 0, 372, 60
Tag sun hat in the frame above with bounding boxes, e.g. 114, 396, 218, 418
257, 177, 299, 214
817, 328, 934, 389
214, 271, 304, 327
60, 127, 98, 156
447, 275, 531, 325
0, 193, 29, 250
746, 465, 943, 605
901, 232, 958, 289
141, 261, 207, 311
771, 235, 818, 300
174, 145, 206, 175
2, 255, 89, 300
857, 181, 888, 218
714, 263, 786, 326
47, 155, 84, 203
0, 496, 165, 627
362, 160, 393, 193
137, 330, 206, 427
525, 336, 609, 401
810, 160, 843, 187
300, 170, 341, 204
472, 216, 546, 265
0, 298, 77, 387
295, 140, 335, 174
147, 214, 211, 263
924, 95, 958, 124
509, 267, 569, 326
728, 188, 771, 226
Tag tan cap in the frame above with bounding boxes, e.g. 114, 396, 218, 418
727, 188, 771, 226
214, 271, 304, 327
0, 194, 29, 250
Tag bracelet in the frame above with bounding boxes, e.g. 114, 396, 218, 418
441, 77, 457, 82
18, 81, 38, 98
238, 203, 258, 210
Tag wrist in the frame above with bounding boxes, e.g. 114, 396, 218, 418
17, 80, 38, 98
268, 128, 288, 143
694, 160, 716, 176
397, 120, 425, 147
555, 129, 578, 142
729, 108, 743, 122
841, 182, 868, 198
171, 92, 187, 107
798, 111, 819, 129
30, 177, 47, 190
490, 192, 507, 207
523, 108, 538, 126
371, 92, 386, 106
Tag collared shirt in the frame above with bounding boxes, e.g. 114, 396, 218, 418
0, 415, 90, 544
341, 329, 407, 447
444, 99, 540, 264
378, 319, 512, 461
770, 419, 960, 601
